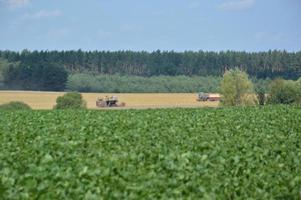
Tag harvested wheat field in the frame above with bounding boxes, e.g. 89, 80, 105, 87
0, 91, 219, 109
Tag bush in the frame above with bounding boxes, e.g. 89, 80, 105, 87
54, 92, 86, 109
0, 101, 31, 110
267, 78, 298, 105
220, 68, 256, 106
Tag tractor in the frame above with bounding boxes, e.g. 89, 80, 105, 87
96, 96, 125, 107
197, 92, 220, 101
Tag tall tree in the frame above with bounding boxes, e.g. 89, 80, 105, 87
220, 68, 256, 106
4, 63, 68, 91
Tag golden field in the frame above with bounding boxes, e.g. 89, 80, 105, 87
0, 91, 219, 109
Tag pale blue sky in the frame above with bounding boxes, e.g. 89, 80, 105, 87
0, 0, 300, 52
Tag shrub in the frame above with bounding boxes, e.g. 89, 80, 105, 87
0, 101, 31, 110
267, 78, 298, 105
220, 68, 256, 106
54, 92, 86, 109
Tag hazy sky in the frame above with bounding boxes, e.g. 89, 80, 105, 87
0, 0, 300, 52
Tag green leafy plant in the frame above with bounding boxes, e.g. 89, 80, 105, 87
0, 106, 300, 199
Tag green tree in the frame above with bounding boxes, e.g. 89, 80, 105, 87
220, 68, 256, 106
255, 86, 266, 105
0, 58, 19, 89
42, 64, 68, 91
54, 92, 87, 109
0, 59, 9, 88
4, 63, 68, 91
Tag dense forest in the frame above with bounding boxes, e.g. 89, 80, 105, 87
0, 49, 300, 91
1, 50, 301, 78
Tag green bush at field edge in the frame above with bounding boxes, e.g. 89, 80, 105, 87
0, 101, 31, 110
267, 78, 301, 105
54, 92, 87, 109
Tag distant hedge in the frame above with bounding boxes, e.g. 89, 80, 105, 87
66, 73, 272, 93
66, 74, 222, 93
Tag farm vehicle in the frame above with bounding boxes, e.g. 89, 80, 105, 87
197, 93, 220, 101
96, 96, 125, 107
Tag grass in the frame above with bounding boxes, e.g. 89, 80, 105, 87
0, 91, 219, 109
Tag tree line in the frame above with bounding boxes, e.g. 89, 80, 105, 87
66, 74, 223, 93
66, 73, 273, 93
1, 49, 301, 79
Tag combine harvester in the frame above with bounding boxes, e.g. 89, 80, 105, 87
197, 92, 220, 101
96, 96, 125, 108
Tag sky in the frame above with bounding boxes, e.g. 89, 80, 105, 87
0, 0, 300, 52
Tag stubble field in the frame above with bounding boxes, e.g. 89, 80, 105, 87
0, 91, 218, 109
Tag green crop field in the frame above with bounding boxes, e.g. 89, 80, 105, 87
1, 106, 301, 199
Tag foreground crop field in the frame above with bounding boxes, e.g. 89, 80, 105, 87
0, 91, 218, 109
1, 106, 301, 199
